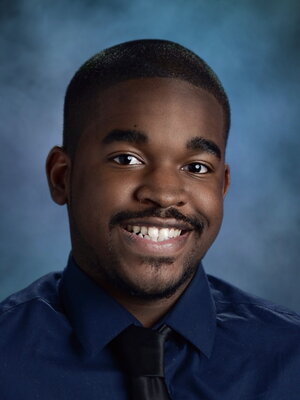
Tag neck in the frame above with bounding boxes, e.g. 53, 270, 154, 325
72, 251, 194, 327
106, 280, 192, 327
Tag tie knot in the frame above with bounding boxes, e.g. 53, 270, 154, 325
114, 324, 171, 377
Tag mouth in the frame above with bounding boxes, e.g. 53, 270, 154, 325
117, 219, 193, 257
123, 224, 187, 242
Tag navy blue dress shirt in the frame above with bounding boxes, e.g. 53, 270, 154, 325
1, 255, 300, 399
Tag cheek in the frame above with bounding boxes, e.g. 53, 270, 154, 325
192, 178, 224, 211
190, 181, 224, 237
71, 168, 135, 230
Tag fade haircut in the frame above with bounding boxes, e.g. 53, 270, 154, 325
63, 39, 230, 157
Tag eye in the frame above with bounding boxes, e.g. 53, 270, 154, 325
182, 162, 210, 174
112, 154, 143, 165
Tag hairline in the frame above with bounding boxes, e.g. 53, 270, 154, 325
66, 75, 229, 159
63, 40, 230, 158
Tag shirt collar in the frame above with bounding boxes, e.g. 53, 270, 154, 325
60, 255, 140, 357
162, 263, 216, 358
60, 255, 216, 358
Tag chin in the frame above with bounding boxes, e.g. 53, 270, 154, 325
108, 258, 198, 301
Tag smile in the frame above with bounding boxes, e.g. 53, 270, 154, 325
125, 225, 183, 242
118, 220, 192, 257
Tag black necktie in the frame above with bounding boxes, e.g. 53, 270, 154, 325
113, 324, 172, 400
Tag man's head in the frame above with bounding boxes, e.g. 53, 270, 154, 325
63, 39, 230, 158
46, 39, 230, 303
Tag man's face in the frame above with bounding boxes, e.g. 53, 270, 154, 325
67, 78, 229, 299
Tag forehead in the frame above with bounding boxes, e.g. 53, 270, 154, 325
82, 77, 226, 152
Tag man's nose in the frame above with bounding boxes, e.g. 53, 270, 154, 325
134, 166, 188, 208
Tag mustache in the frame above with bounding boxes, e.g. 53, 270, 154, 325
109, 207, 206, 234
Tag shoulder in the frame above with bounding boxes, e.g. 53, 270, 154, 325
0, 271, 63, 324
208, 273, 300, 343
207, 274, 300, 393
208, 274, 300, 324
0, 271, 69, 363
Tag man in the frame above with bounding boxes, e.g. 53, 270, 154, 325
0, 39, 299, 399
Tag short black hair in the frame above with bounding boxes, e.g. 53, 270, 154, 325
63, 39, 230, 157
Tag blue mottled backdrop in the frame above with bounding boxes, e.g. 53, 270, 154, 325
0, 0, 299, 311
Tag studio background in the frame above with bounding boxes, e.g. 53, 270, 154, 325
0, 0, 299, 312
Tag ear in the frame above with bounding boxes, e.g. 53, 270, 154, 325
223, 163, 230, 197
46, 146, 71, 205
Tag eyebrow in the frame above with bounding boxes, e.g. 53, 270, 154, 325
186, 136, 221, 159
102, 129, 222, 159
102, 129, 148, 145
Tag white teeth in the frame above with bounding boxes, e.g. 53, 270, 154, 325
141, 226, 148, 235
169, 228, 175, 238
133, 226, 140, 234
128, 225, 182, 241
148, 227, 159, 241
158, 228, 169, 242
